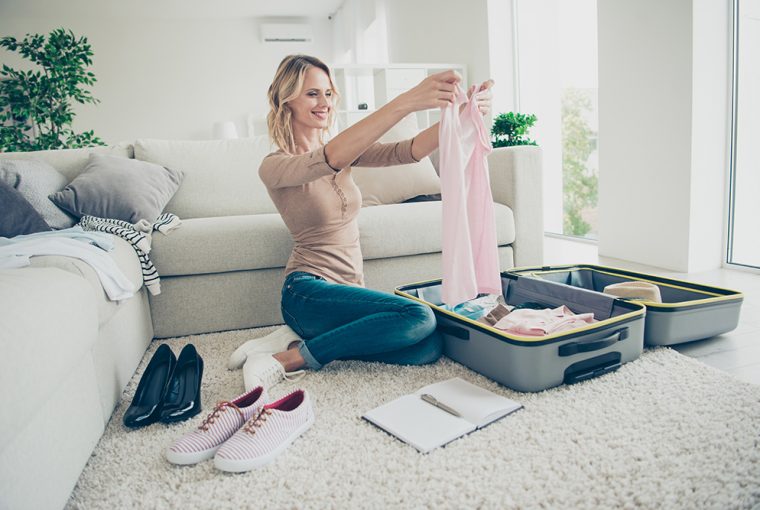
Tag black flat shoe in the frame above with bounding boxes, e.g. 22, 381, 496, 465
123, 343, 176, 428
159, 343, 204, 423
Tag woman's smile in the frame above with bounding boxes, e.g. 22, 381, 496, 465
311, 110, 328, 121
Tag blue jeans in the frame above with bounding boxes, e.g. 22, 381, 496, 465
280, 271, 443, 370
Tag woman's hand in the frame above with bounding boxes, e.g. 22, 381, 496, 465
396, 70, 463, 114
405, 78, 495, 161
464, 79, 494, 117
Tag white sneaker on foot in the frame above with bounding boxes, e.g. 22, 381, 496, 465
242, 353, 305, 391
228, 325, 302, 370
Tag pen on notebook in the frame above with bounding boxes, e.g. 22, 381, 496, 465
420, 393, 461, 417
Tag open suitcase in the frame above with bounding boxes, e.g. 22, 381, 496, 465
396, 271, 647, 392
506, 264, 744, 346
394, 264, 743, 393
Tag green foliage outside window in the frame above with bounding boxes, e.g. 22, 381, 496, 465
561, 87, 598, 237
0, 28, 105, 152
491, 112, 538, 148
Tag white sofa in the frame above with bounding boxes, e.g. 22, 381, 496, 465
0, 138, 542, 510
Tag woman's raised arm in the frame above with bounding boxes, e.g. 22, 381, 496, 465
323, 70, 462, 170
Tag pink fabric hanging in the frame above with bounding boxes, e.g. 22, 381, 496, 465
439, 84, 502, 306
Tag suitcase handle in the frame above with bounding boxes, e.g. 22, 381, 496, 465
437, 323, 470, 340
558, 328, 629, 357
564, 352, 622, 384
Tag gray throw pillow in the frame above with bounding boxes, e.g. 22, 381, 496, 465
0, 159, 77, 229
0, 180, 52, 237
49, 153, 184, 223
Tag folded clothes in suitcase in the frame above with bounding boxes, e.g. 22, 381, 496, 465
506, 264, 744, 346
396, 272, 647, 393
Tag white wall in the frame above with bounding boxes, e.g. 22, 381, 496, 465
598, 0, 692, 271
384, 0, 492, 87
0, 14, 332, 143
597, 0, 729, 272
0, 1, 500, 143
689, 0, 730, 271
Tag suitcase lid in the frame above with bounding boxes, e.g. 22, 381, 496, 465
506, 264, 744, 313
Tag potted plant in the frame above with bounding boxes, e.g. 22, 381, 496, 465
0, 28, 104, 152
491, 112, 538, 148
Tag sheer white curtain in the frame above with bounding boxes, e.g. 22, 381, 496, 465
331, 0, 388, 65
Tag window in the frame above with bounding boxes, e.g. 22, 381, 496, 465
516, 0, 599, 239
727, 0, 760, 269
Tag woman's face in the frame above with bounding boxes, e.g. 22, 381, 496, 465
287, 66, 333, 132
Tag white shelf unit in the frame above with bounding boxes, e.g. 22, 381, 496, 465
329, 63, 467, 131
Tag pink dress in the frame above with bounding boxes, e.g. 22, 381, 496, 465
439, 84, 502, 306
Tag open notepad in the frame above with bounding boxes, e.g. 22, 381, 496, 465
363, 377, 523, 453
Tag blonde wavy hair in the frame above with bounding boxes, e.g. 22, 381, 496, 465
266, 54, 340, 155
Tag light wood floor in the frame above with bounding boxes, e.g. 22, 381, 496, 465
544, 235, 760, 386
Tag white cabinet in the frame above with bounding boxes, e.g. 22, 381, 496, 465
330, 63, 467, 131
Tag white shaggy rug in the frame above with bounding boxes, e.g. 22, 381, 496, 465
66, 327, 760, 510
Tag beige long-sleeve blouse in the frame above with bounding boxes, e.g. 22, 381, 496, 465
258, 139, 418, 286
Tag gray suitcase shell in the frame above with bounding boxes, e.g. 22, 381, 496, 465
506, 264, 744, 346
395, 272, 646, 393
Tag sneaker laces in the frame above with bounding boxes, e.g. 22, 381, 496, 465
243, 408, 273, 435
258, 358, 306, 388
198, 401, 244, 431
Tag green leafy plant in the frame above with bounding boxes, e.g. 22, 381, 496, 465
0, 28, 105, 152
491, 112, 538, 148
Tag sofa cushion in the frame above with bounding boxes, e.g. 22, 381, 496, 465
352, 115, 441, 206
151, 214, 292, 276
134, 137, 277, 219
150, 202, 515, 277
0, 159, 77, 229
0, 180, 51, 236
49, 154, 184, 223
27, 236, 144, 326
359, 202, 515, 260
0, 143, 134, 182
0, 267, 98, 453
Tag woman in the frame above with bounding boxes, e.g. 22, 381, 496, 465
246, 54, 494, 389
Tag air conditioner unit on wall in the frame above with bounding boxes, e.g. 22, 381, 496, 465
260, 24, 313, 43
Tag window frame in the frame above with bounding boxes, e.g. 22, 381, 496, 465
724, 0, 760, 272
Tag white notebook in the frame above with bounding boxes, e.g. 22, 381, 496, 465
363, 377, 523, 453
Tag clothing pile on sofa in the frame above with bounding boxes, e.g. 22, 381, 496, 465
79, 212, 181, 295
0, 213, 182, 299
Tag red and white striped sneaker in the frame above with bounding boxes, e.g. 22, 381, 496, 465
166, 386, 268, 465
213, 389, 315, 472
